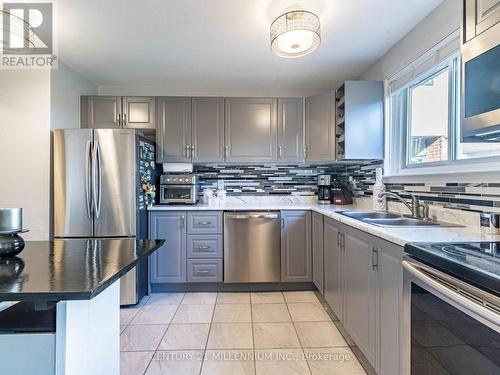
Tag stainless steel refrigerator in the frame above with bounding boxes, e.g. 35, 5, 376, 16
54, 128, 156, 305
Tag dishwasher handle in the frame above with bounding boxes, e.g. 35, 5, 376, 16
225, 213, 279, 220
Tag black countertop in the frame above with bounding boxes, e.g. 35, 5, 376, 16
0, 239, 164, 301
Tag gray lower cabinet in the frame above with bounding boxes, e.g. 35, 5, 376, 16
187, 259, 223, 283
187, 235, 223, 258
225, 98, 278, 162
187, 212, 223, 234
156, 97, 192, 163
191, 97, 225, 163
312, 212, 324, 294
377, 240, 403, 375
278, 98, 304, 163
323, 217, 343, 319
281, 210, 312, 282
342, 225, 377, 367
149, 211, 187, 283
305, 91, 335, 162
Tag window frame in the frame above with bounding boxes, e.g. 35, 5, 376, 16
384, 38, 500, 182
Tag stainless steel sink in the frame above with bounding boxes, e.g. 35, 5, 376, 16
339, 211, 402, 220
339, 211, 461, 228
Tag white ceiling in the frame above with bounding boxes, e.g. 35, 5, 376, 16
55, 0, 443, 92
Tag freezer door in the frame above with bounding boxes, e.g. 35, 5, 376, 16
93, 129, 136, 237
54, 129, 93, 237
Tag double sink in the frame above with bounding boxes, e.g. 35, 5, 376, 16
338, 211, 461, 228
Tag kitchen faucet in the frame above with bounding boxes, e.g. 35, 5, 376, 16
378, 191, 429, 220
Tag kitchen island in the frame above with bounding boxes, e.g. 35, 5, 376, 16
0, 238, 164, 375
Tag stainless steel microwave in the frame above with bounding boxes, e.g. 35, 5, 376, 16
461, 22, 500, 142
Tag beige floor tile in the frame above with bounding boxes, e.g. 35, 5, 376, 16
120, 351, 154, 375
181, 292, 217, 305
120, 307, 140, 325
288, 303, 331, 322
146, 293, 185, 305
120, 324, 168, 351
172, 304, 214, 324
304, 347, 366, 375
284, 291, 319, 303
255, 348, 311, 375
207, 323, 253, 349
217, 292, 251, 304
146, 351, 203, 375
253, 322, 301, 349
158, 323, 210, 350
252, 303, 291, 323
295, 322, 347, 348
131, 304, 178, 325
201, 350, 255, 375
213, 304, 252, 323
251, 292, 285, 304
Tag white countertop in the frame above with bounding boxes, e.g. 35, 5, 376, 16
148, 197, 500, 247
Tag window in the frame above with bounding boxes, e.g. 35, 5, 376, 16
387, 35, 500, 177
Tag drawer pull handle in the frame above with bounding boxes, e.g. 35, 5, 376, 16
197, 270, 210, 274
197, 221, 212, 225
196, 246, 210, 250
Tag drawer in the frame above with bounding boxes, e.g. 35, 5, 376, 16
187, 259, 223, 283
187, 235, 223, 258
187, 212, 222, 234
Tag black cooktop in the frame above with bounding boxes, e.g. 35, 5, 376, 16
405, 242, 500, 297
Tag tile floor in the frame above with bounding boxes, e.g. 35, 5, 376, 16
120, 291, 367, 375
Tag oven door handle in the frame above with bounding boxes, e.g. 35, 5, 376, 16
402, 260, 500, 328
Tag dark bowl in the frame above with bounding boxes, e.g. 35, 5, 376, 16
0, 233, 25, 258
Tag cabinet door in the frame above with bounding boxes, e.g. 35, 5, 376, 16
465, 0, 500, 41
312, 212, 324, 294
83, 96, 122, 129
156, 97, 192, 163
305, 91, 335, 162
192, 97, 225, 162
324, 217, 343, 319
123, 97, 155, 129
149, 211, 187, 283
281, 211, 312, 282
343, 227, 377, 366
377, 241, 403, 375
278, 98, 304, 163
225, 98, 278, 162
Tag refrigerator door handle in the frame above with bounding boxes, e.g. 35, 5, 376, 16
92, 141, 102, 219
84, 140, 92, 219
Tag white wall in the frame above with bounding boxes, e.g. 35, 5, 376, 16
358, 0, 461, 81
0, 70, 51, 240
51, 62, 98, 130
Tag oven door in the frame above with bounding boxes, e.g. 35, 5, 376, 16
160, 185, 196, 204
402, 257, 500, 375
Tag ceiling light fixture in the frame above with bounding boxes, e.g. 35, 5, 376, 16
270, 10, 320, 58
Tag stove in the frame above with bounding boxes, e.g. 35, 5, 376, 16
404, 242, 500, 297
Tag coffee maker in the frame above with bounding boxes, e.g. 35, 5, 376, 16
317, 174, 332, 204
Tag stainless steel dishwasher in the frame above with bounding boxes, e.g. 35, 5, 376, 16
224, 211, 281, 283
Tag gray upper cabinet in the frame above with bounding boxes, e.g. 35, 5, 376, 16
192, 97, 225, 163
281, 210, 312, 283
464, 0, 500, 42
82, 96, 122, 129
324, 217, 343, 319
122, 96, 155, 129
312, 212, 324, 294
305, 91, 335, 162
156, 97, 192, 163
149, 211, 187, 283
278, 98, 304, 163
81, 96, 155, 129
335, 81, 384, 160
225, 98, 278, 163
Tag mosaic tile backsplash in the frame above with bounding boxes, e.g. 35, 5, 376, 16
345, 162, 500, 213
193, 164, 349, 195
193, 161, 500, 213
